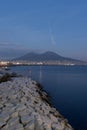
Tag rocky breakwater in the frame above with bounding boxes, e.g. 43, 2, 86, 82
0, 77, 74, 130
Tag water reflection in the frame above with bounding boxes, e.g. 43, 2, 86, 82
29, 70, 32, 77
39, 66, 42, 82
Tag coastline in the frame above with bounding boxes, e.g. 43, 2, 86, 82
0, 72, 74, 130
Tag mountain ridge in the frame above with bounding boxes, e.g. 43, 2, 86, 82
14, 51, 86, 65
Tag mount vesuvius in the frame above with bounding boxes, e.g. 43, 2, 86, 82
14, 51, 87, 65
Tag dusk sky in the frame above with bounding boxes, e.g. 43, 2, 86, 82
0, 0, 87, 60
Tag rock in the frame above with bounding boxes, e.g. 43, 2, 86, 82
11, 111, 18, 118
43, 122, 52, 130
7, 117, 19, 126
1, 124, 9, 130
21, 114, 34, 125
15, 104, 26, 111
7, 123, 24, 130
0, 112, 10, 122
24, 120, 35, 130
52, 123, 65, 130
0, 77, 73, 130
0, 120, 6, 129
2, 106, 16, 115
34, 115, 43, 130
0, 104, 3, 109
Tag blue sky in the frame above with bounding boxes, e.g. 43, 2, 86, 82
0, 0, 87, 60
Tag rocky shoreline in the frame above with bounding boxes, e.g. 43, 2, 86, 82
0, 73, 74, 130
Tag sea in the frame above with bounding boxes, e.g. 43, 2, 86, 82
9, 65, 87, 130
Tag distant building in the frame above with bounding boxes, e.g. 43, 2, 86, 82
0, 61, 9, 66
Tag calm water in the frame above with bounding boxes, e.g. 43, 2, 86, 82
10, 65, 87, 130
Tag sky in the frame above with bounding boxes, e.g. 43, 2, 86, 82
0, 0, 87, 60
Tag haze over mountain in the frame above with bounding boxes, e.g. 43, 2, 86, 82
14, 51, 86, 65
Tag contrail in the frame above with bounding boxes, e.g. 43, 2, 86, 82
50, 34, 56, 45
49, 25, 56, 45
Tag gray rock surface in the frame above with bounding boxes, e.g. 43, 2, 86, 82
0, 77, 74, 130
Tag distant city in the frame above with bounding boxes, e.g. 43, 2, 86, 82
0, 51, 87, 67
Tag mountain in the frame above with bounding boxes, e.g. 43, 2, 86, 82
14, 51, 86, 65
15, 51, 65, 61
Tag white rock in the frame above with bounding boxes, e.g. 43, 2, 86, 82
34, 115, 43, 130
7, 117, 19, 126
24, 120, 35, 130
21, 114, 33, 125
52, 123, 65, 130
0, 77, 73, 130
11, 111, 18, 118
43, 122, 52, 130
15, 104, 26, 111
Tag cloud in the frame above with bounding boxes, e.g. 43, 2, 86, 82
0, 42, 15, 47
0, 42, 27, 50
0, 41, 25, 59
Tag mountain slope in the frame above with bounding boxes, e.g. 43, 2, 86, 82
14, 51, 85, 64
